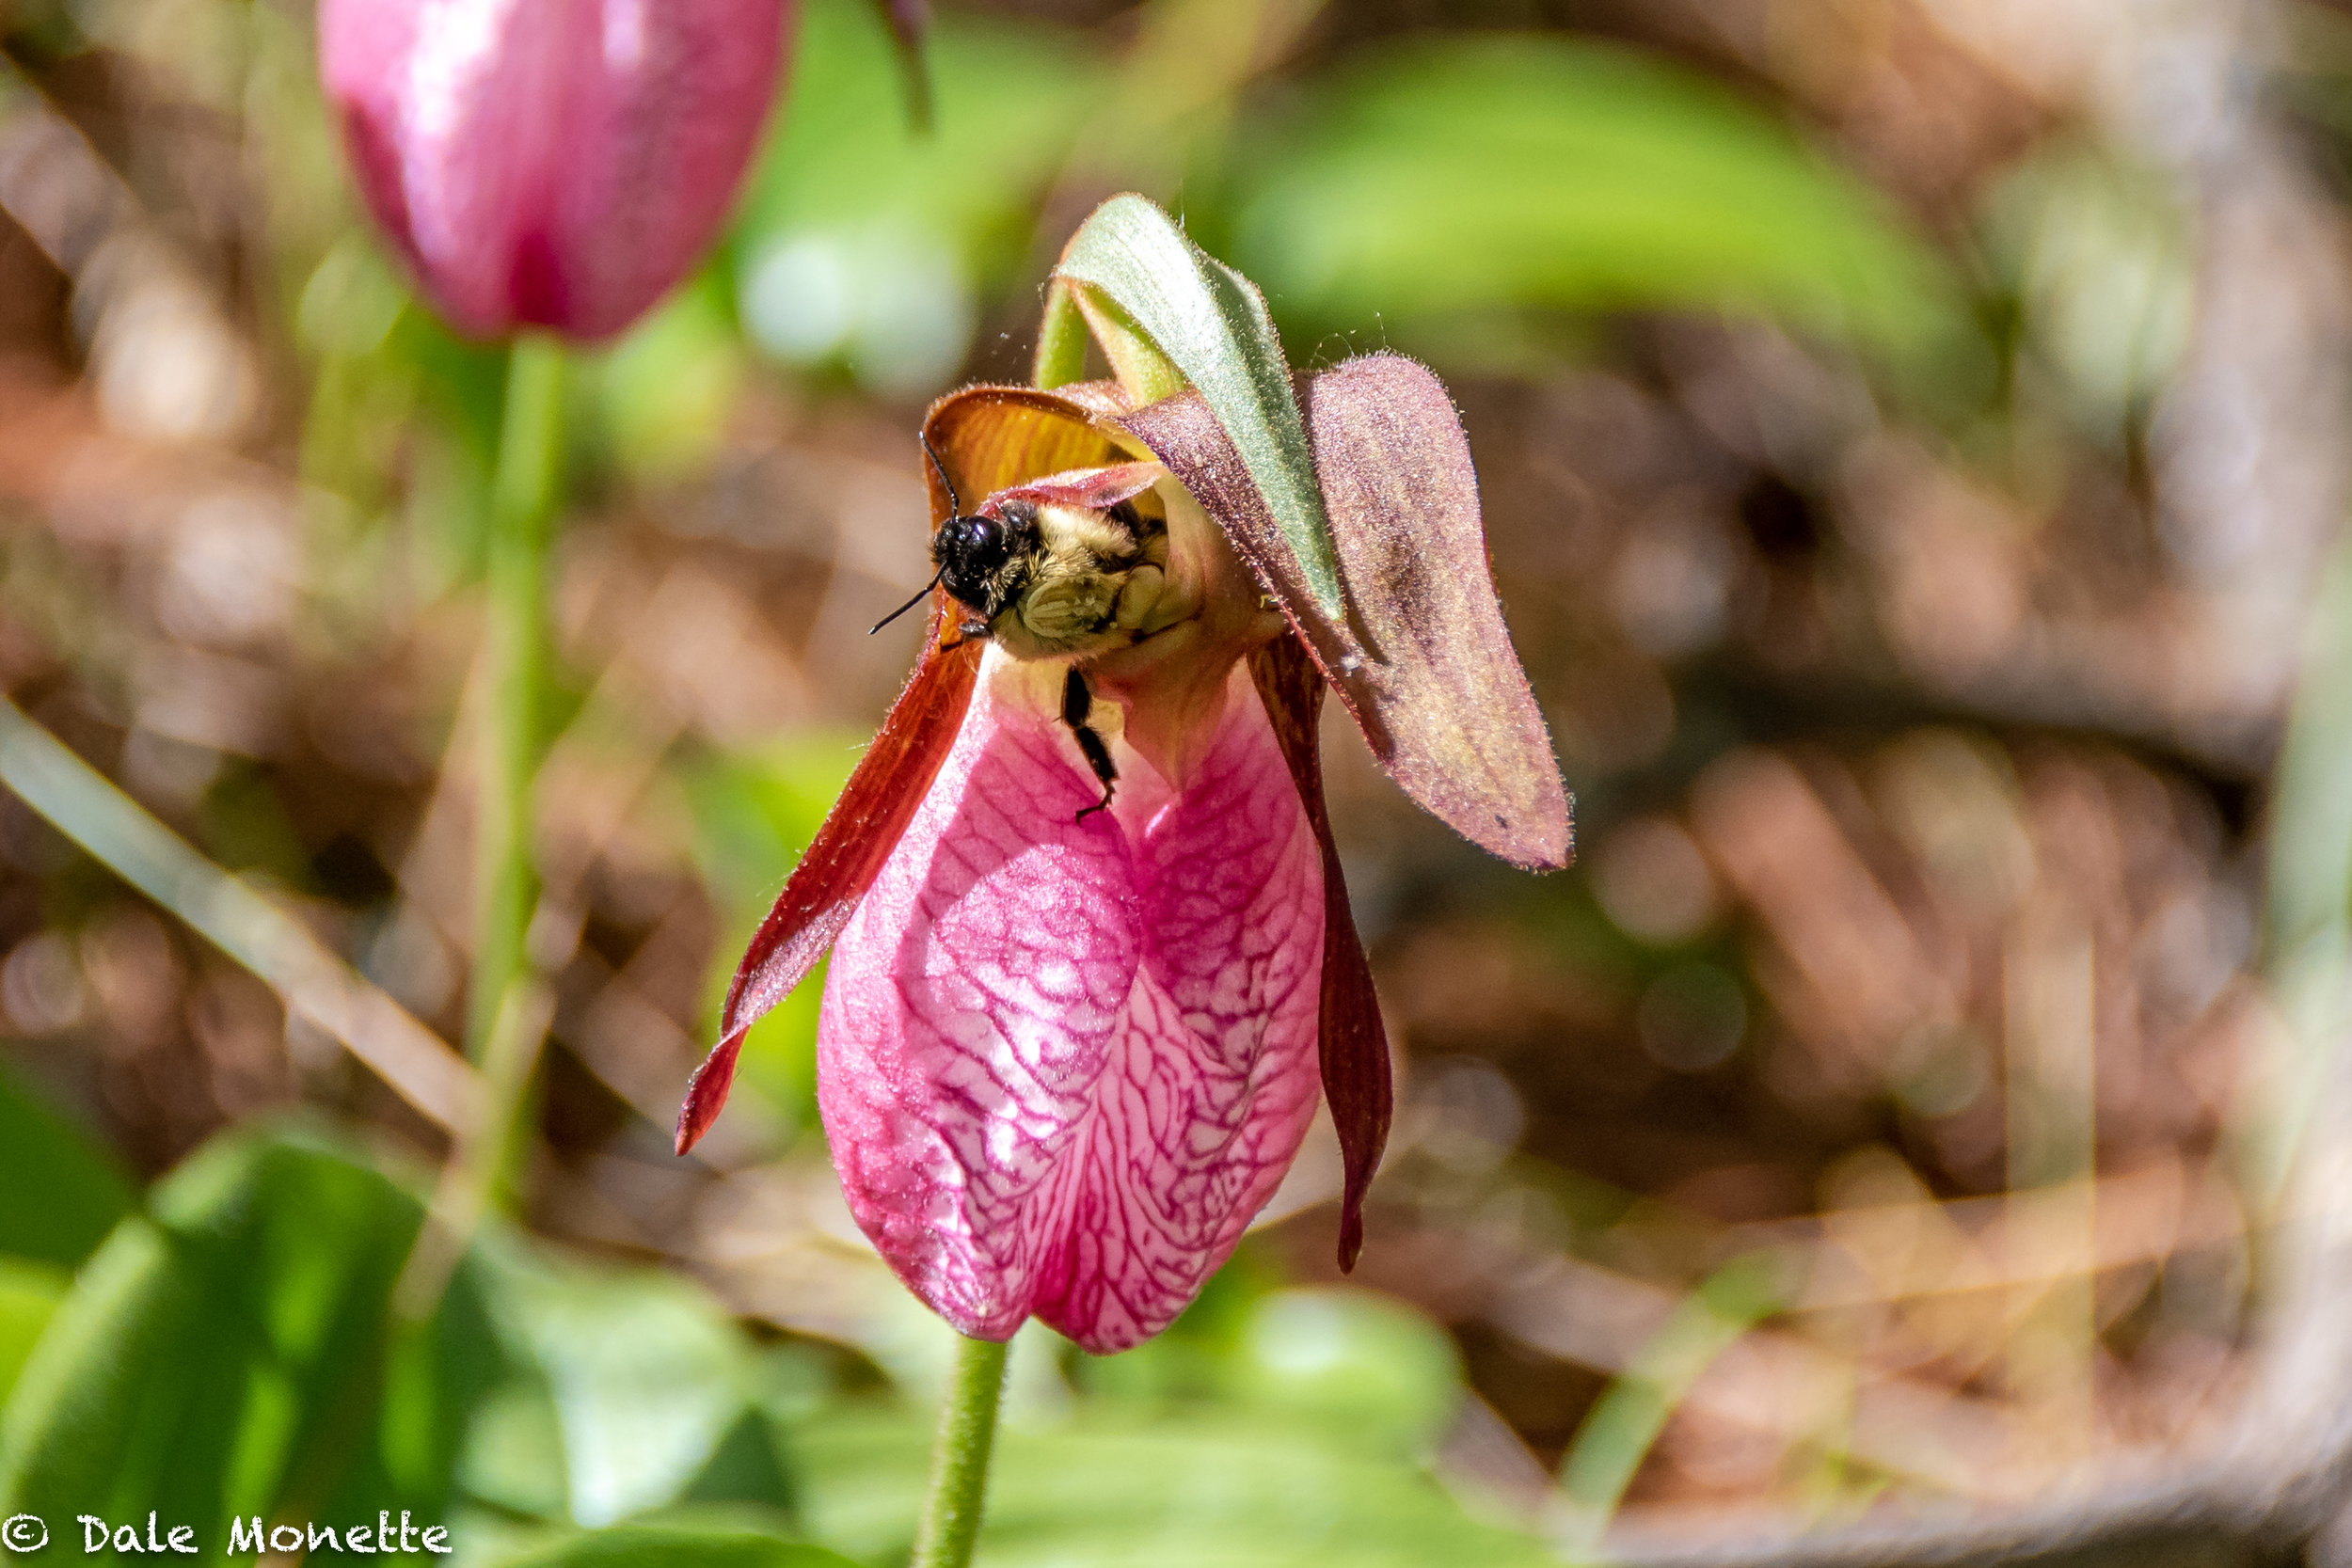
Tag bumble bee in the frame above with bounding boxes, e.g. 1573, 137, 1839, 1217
871, 437, 1171, 821
930, 494, 1168, 659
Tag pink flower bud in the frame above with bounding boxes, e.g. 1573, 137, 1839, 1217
320, 0, 790, 341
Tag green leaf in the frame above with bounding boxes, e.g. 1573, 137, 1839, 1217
496, 1524, 862, 1568
596, 273, 749, 481
458, 1376, 572, 1521
730, 0, 1103, 396
737, 0, 1098, 258
0, 1259, 67, 1408
0, 1066, 134, 1267
678, 1408, 797, 1513
473, 1238, 768, 1528
1052, 194, 1345, 620
1223, 38, 1960, 365
800, 1406, 1551, 1568
1979, 140, 2193, 440
1223, 1290, 1463, 1457
0, 1123, 495, 1565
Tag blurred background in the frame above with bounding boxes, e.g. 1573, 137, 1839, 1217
4, 0, 2352, 1562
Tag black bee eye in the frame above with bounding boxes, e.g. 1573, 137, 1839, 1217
933, 515, 1001, 569
934, 510, 1021, 614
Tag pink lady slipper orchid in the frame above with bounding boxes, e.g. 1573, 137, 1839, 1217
676, 230, 1569, 1355
320, 0, 789, 341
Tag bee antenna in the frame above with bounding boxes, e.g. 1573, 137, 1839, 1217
919, 430, 962, 518
870, 564, 946, 635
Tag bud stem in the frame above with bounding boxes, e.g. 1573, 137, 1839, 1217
911, 1333, 1009, 1568
470, 335, 565, 1062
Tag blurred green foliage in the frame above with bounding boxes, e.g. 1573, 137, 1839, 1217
469, 1237, 793, 1529
0, 1124, 492, 1566
1220, 39, 1959, 367
1979, 140, 2193, 448
0, 1068, 133, 1267
0, 1259, 66, 1410
728, 0, 1102, 397
685, 735, 869, 1140
800, 1406, 1553, 1567
498, 1528, 861, 1568
1554, 1254, 1787, 1552
1073, 1251, 1465, 1458
0, 1116, 1535, 1565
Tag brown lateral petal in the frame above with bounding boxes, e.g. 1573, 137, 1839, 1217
675, 631, 977, 1155
1248, 636, 1391, 1270
1119, 354, 1573, 871
677, 385, 1122, 1156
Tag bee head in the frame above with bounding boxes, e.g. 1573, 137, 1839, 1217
934, 500, 1038, 615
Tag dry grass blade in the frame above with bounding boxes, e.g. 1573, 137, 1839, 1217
0, 695, 478, 1131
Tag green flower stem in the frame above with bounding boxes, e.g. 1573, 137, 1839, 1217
393, 973, 552, 1318
470, 333, 565, 1060
911, 1334, 1010, 1568
387, 333, 564, 1319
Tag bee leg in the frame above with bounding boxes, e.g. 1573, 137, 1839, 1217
1061, 667, 1117, 824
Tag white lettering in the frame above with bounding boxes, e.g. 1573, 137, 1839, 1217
269, 1527, 303, 1554
421, 1527, 450, 1555
229, 1517, 266, 1555
346, 1526, 374, 1553
80, 1516, 109, 1552
167, 1526, 195, 1554
111, 1525, 145, 1552
307, 1525, 343, 1552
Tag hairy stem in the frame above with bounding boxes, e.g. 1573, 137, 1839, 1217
911, 1334, 1010, 1568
